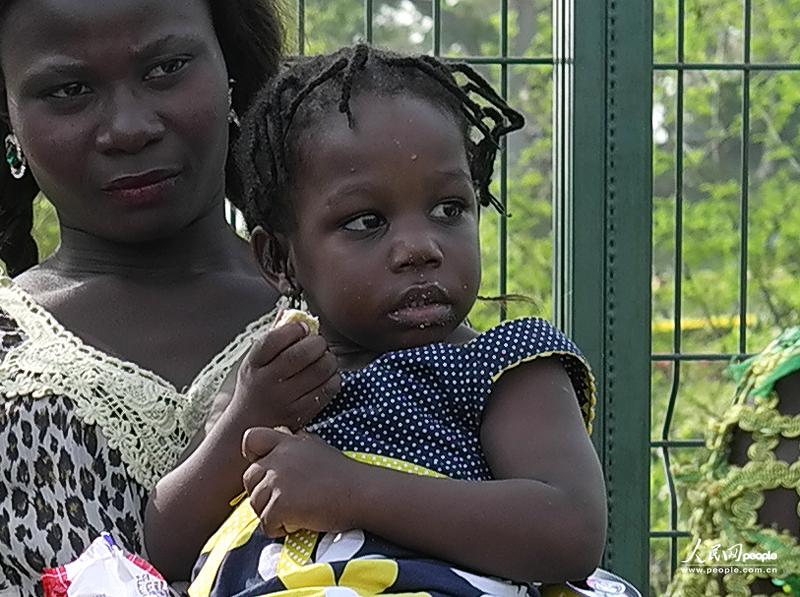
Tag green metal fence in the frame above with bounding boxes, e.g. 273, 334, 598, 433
650, 0, 800, 594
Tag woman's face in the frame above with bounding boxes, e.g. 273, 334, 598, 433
0, 0, 230, 242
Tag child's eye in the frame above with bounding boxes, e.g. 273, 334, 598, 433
430, 201, 465, 220
144, 58, 190, 80
47, 82, 92, 100
341, 213, 386, 232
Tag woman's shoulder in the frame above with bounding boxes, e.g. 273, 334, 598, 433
0, 276, 35, 358
0, 273, 80, 364
0, 307, 26, 362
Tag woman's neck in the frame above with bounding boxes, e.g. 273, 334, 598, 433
45, 205, 251, 279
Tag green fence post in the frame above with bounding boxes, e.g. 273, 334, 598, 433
565, 0, 653, 592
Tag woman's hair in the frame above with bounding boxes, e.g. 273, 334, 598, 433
236, 43, 525, 238
0, 0, 284, 277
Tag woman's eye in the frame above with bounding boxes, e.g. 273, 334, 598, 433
431, 201, 465, 220
145, 58, 189, 80
342, 213, 386, 232
48, 83, 91, 99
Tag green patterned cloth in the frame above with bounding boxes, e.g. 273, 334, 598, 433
667, 328, 800, 597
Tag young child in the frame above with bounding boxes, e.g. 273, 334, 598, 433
189, 44, 607, 597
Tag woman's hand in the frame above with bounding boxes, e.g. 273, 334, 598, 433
231, 322, 341, 431
241, 427, 360, 537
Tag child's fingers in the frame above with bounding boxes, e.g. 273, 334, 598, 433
247, 469, 274, 515
290, 373, 341, 424
259, 492, 288, 539
242, 460, 269, 495
280, 350, 339, 401
246, 323, 309, 368
292, 429, 317, 441
269, 335, 330, 381
242, 427, 287, 462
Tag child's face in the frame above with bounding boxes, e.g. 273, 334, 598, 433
283, 93, 481, 354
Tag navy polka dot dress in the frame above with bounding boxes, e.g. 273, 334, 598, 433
310, 317, 594, 479
190, 318, 595, 597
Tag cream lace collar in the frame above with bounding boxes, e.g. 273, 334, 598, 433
0, 276, 276, 490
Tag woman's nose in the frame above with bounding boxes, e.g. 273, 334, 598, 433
95, 89, 165, 154
388, 233, 444, 272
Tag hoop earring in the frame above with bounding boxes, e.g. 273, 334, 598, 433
228, 79, 240, 127
4, 133, 27, 179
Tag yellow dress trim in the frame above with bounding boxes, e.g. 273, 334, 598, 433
0, 277, 278, 490
344, 452, 447, 478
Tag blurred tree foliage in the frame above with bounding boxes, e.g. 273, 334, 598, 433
19, 1, 798, 592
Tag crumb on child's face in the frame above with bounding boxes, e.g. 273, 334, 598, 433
283, 93, 481, 354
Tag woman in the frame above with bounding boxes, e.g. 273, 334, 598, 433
0, 1, 336, 594
667, 330, 800, 596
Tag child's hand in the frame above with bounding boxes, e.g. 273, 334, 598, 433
231, 323, 341, 431
241, 427, 359, 537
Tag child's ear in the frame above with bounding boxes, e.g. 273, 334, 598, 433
251, 226, 298, 297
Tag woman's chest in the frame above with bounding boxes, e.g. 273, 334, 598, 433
22, 275, 270, 389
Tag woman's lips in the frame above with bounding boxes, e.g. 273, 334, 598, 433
102, 169, 181, 207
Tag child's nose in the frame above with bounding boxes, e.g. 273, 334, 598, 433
388, 235, 444, 272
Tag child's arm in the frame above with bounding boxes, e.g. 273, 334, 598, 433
144, 321, 340, 581
242, 356, 606, 583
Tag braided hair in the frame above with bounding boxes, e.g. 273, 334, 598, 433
236, 43, 525, 239
0, 0, 284, 277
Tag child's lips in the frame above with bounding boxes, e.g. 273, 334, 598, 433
388, 302, 454, 328
389, 284, 454, 328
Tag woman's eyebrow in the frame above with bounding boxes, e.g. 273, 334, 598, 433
23, 59, 86, 77
19, 34, 205, 81
16, 58, 90, 90
131, 33, 205, 58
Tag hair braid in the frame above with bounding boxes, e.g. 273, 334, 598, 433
209, 0, 285, 214
283, 57, 350, 142
339, 44, 370, 128
0, 166, 39, 276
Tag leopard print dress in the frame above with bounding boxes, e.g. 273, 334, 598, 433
0, 278, 275, 597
